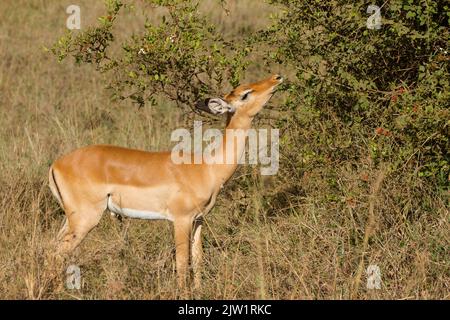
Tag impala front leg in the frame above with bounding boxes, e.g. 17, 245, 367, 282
191, 191, 218, 290
174, 216, 192, 289
192, 217, 203, 290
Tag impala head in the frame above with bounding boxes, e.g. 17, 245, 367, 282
197, 74, 283, 118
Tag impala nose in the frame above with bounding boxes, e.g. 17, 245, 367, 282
274, 74, 283, 82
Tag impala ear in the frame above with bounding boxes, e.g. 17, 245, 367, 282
196, 98, 235, 114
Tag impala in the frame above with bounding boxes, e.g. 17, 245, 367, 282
48, 74, 283, 288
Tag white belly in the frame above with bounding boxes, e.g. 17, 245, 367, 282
107, 196, 173, 221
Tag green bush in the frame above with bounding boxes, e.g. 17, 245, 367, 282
52, 0, 448, 205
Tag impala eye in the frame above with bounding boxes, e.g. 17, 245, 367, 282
241, 91, 252, 101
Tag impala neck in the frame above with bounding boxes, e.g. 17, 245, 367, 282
212, 112, 253, 187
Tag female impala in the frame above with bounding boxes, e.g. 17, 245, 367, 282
49, 74, 283, 288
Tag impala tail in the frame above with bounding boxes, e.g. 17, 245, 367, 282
48, 166, 64, 209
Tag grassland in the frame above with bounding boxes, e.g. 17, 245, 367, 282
0, 0, 448, 299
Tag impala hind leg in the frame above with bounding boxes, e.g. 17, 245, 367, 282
192, 218, 203, 290
56, 217, 69, 242
57, 206, 104, 254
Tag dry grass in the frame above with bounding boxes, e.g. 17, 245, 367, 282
0, 0, 448, 299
